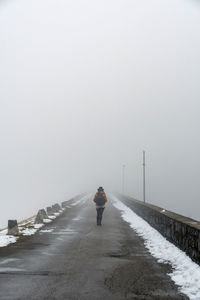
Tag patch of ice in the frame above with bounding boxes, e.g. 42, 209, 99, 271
40, 229, 54, 233
0, 258, 20, 265
73, 217, 81, 221
51, 230, 77, 235
42, 252, 54, 256
0, 267, 25, 272
111, 195, 200, 300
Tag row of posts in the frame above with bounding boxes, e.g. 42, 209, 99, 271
7, 202, 64, 236
7, 194, 85, 236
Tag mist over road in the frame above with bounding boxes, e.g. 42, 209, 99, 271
0, 196, 187, 299
1, 0, 200, 227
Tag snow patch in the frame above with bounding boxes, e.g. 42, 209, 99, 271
54, 212, 60, 216
0, 230, 17, 247
43, 219, 52, 223
48, 215, 56, 219
34, 224, 43, 229
21, 228, 37, 236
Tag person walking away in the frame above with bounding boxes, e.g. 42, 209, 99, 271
93, 187, 107, 226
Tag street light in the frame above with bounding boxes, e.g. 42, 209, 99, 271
122, 164, 125, 194
143, 151, 146, 203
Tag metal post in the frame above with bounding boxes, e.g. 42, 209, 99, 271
143, 151, 146, 203
122, 164, 125, 194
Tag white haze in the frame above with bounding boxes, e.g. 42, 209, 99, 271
0, 0, 200, 227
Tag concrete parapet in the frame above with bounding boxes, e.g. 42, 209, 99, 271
46, 206, 54, 215
119, 195, 200, 265
35, 209, 48, 224
61, 201, 67, 208
52, 203, 61, 213
7, 220, 19, 236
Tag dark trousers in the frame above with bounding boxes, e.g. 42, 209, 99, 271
96, 208, 104, 225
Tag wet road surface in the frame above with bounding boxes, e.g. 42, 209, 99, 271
0, 195, 188, 299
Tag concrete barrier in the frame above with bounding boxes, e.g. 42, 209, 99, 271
7, 220, 19, 236
52, 203, 61, 213
119, 195, 200, 265
35, 209, 48, 224
46, 206, 54, 215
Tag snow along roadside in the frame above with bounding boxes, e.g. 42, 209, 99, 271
0, 217, 42, 247
0, 211, 64, 248
111, 195, 200, 300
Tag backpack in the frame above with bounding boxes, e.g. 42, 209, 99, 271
96, 193, 105, 206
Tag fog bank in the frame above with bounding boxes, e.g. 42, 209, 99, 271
0, 0, 200, 227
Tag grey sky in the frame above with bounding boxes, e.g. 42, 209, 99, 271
1, 0, 200, 227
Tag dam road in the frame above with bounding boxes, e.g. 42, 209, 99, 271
0, 195, 188, 300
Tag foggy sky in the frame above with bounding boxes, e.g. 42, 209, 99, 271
1, 0, 200, 227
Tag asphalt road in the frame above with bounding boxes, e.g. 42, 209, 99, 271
0, 195, 188, 300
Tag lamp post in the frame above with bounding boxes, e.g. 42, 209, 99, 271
143, 151, 146, 203
122, 164, 125, 194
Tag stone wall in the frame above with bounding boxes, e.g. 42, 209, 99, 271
118, 195, 200, 265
